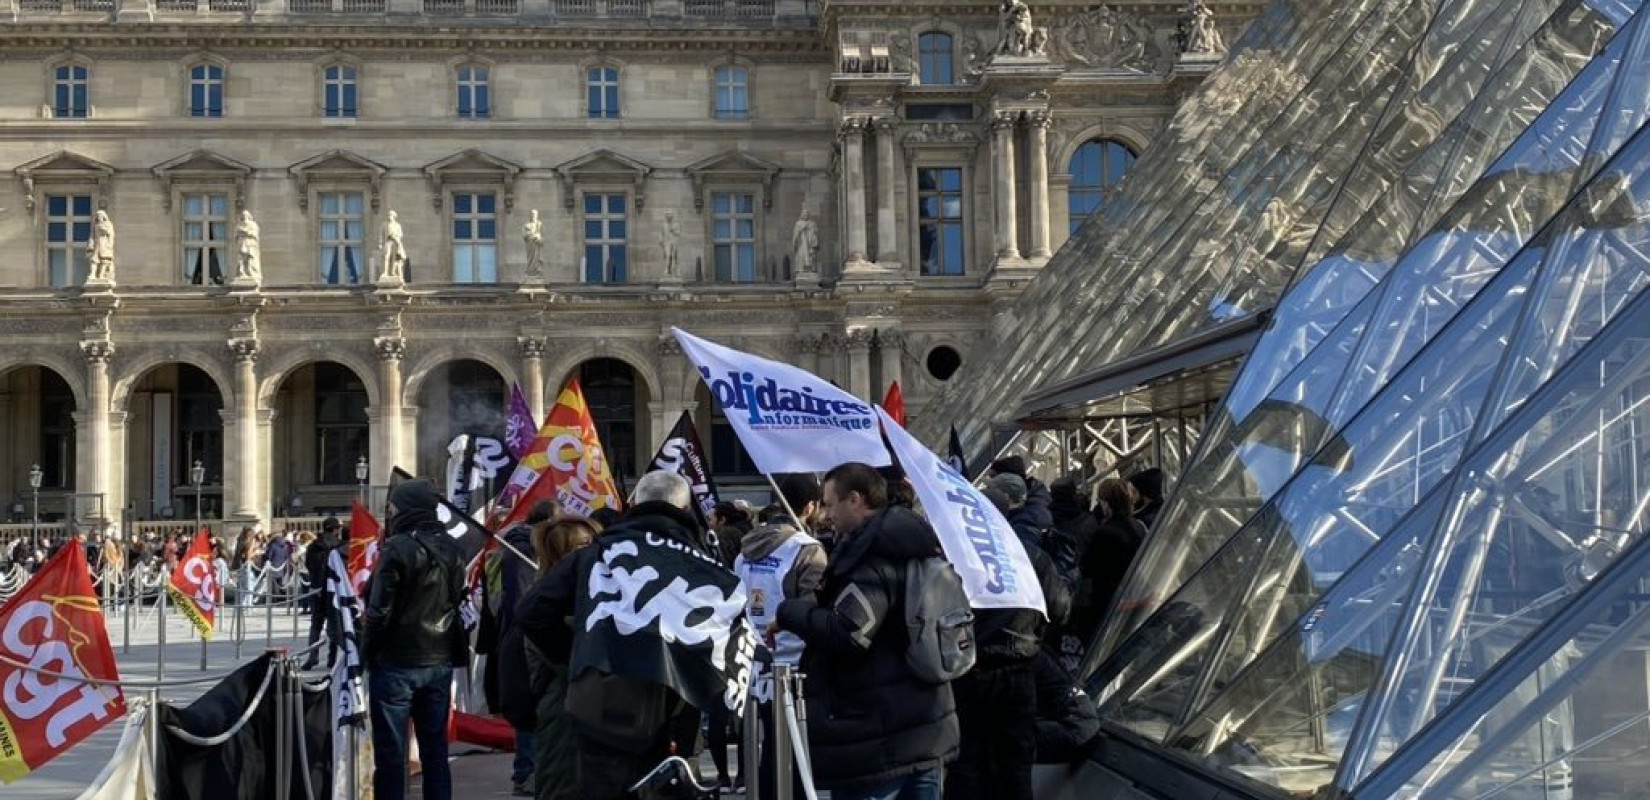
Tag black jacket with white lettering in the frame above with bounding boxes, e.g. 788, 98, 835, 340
775, 505, 960, 791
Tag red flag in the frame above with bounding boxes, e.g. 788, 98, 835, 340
347, 501, 383, 596
166, 528, 218, 638
883, 381, 907, 426
0, 541, 125, 783
496, 377, 624, 529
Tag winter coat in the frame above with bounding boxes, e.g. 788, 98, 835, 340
1073, 513, 1147, 636
1033, 650, 1099, 763
774, 506, 960, 791
1020, 477, 1055, 529
361, 524, 468, 669
738, 517, 827, 601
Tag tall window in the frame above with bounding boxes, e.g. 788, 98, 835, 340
189, 64, 224, 118
918, 33, 954, 85
182, 193, 229, 285
582, 193, 628, 284
579, 359, 637, 482
918, 167, 965, 276
713, 66, 749, 119
46, 194, 92, 288
451, 192, 498, 284
1069, 139, 1136, 233
587, 66, 619, 119
711, 192, 757, 283
40, 369, 76, 490
457, 64, 490, 119
319, 192, 365, 285
323, 64, 357, 118
314, 363, 368, 486
709, 404, 759, 476
53, 64, 89, 119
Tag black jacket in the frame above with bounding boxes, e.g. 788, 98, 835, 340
304, 536, 341, 607
1033, 650, 1099, 763
1073, 513, 1147, 636
775, 506, 960, 791
1020, 477, 1055, 529
362, 522, 468, 669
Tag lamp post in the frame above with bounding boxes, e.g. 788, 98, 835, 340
191, 460, 205, 531
355, 455, 369, 507
28, 463, 42, 555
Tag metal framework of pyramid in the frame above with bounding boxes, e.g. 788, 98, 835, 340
923, 0, 1650, 798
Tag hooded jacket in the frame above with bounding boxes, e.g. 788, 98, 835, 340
362, 481, 468, 669
737, 517, 827, 602
775, 506, 960, 790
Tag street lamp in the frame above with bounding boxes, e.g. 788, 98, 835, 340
355, 456, 369, 506
191, 460, 205, 530
28, 463, 42, 554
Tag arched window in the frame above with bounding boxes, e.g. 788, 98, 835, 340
1069, 139, 1136, 233
918, 32, 954, 85
579, 359, 638, 481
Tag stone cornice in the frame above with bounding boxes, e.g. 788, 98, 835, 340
0, 24, 826, 54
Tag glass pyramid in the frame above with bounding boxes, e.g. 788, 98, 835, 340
915, 0, 1650, 797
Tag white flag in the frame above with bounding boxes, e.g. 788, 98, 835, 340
877, 406, 1047, 614
673, 327, 891, 473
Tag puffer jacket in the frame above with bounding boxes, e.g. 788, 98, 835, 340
775, 506, 960, 791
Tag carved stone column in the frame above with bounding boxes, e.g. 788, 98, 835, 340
991, 111, 1021, 260
518, 337, 547, 422
873, 116, 901, 266
840, 117, 872, 268
373, 336, 406, 484
878, 329, 904, 399
80, 340, 114, 523
228, 339, 262, 521
845, 329, 875, 402
1026, 110, 1054, 260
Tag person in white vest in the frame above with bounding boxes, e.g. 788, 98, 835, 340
735, 472, 827, 798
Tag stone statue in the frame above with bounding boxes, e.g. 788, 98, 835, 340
523, 209, 544, 274
791, 207, 819, 274
1184, 0, 1226, 54
997, 0, 1048, 57
86, 209, 115, 283
661, 211, 680, 277
235, 210, 261, 284
379, 209, 407, 283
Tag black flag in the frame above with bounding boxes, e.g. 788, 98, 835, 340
389, 466, 490, 562
572, 528, 755, 718
947, 425, 970, 479
646, 411, 721, 525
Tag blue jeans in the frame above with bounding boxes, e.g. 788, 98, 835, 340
369, 664, 454, 800
835, 767, 944, 800
512, 727, 535, 784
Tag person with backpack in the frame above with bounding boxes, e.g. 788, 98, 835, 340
774, 462, 960, 800
481, 499, 555, 797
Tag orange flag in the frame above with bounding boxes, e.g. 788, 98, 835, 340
0, 541, 125, 783
347, 501, 383, 596
883, 381, 907, 426
166, 528, 218, 638
497, 376, 624, 527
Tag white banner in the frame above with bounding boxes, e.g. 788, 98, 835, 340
673, 328, 890, 473
877, 406, 1046, 614
74, 702, 154, 800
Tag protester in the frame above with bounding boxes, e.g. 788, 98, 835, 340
484, 499, 555, 796
708, 500, 751, 566
517, 471, 719, 800
363, 479, 469, 800
301, 518, 345, 670
1127, 468, 1166, 530
988, 456, 1053, 529
735, 473, 827, 798
775, 462, 959, 800
1031, 650, 1100, 764
1071, 478, 1149, 639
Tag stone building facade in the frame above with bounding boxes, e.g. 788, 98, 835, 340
0, 0, 1258, 527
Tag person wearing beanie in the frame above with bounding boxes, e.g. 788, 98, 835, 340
363, 478, 469, 800
1127, 468, 1166, 530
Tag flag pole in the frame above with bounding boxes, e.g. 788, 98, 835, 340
765, 473, 812, 538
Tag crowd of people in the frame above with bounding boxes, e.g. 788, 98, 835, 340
356, 456, 1164, 800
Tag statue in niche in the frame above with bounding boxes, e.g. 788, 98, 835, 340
1183, 0, 1226, 54
379, 209, 407, 282
997, 0, 1049, 57
661, 211, 680, 277
523, 209, 545, 274
791, 206, 819, 274
235, 210, 261, 284
87, 209, 115, 283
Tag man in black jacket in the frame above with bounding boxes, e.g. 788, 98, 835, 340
301, 517, 344, 670
363, 479, 468, 800
516, 471, 715, 800
775, 462, 959, 800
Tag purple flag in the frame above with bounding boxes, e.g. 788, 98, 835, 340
506, 383, 536, 460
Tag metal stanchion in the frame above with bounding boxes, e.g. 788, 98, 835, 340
272, 651, 292, 800
122, 568, 133, 654
773, 665, 794, 800
156, 583, 167, 683
234, 592, 246, 660
744, 693, 763, 800
265, 570, 275, 649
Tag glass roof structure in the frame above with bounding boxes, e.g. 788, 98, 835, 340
917, 0, 1650, 798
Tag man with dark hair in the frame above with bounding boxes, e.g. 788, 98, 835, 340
776, 462, 959, 800
301, 516, 345, 670
1127, 468, 1166, 529
735, 473, 827, 796
364, 480, 469, 800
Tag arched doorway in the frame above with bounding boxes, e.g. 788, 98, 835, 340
125, 364, 225, 521
0, 366, 77, 524
575, 358, 650, 487
415, 359, 508, 489
271, 362, 370, 518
